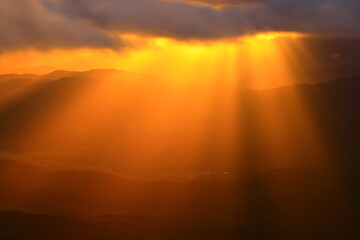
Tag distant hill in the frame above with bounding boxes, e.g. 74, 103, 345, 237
0, 159, 239, 221
0, 70, 359, 173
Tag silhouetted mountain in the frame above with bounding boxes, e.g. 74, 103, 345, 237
0, 159, 359, 239
0, 159, 235, 217
244, 77, 360, 198
0, 70, 358, 170
40, 70, 80, 81
0, 71, 359, 239
0, 211, 238, 240
0, 71, 359, 171
0, 74, 40, 82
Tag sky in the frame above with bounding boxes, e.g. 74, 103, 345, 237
0, 2, 359, 228
0, 0, 359, 52
0, 0, 359, 175
0, 0, 359, 85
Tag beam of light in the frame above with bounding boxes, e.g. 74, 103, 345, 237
0, 32, 348, 232
1, 32, 331, 172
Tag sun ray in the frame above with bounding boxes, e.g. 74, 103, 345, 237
4, 32, 331, 174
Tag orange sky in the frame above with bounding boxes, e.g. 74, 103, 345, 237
0, 32, 315, 89
0, 31, 332, 174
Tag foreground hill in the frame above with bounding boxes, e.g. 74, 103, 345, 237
0, 159, 359, 240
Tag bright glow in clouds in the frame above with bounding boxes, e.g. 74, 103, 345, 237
0, 32, 308, 88
104, 32, 307, 88
1, 32, 329, 174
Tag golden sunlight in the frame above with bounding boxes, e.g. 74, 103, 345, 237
2, 0, 359, 238
116, 32, 308, 88
0, 32, 308, 88
1, 31, 330, 175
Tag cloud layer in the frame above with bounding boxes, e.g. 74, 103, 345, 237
41, 0, 360, 39
166, 0, 264, 7
0, 0, 359, 52
0, 0, 121, 52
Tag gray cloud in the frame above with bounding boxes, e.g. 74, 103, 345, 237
42, 0, 360, 40
164, 0, 264, 8
166, 0, 264, 7
1, 0, 360, 52
0, 0, 122, 52
42, 0, 248, 40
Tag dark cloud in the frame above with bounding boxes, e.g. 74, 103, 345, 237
42, 0, 247, 40
165, 0, 264, 8
0, 0, 360, 52
42, 0, 360, 40
0, 0, 122, 52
